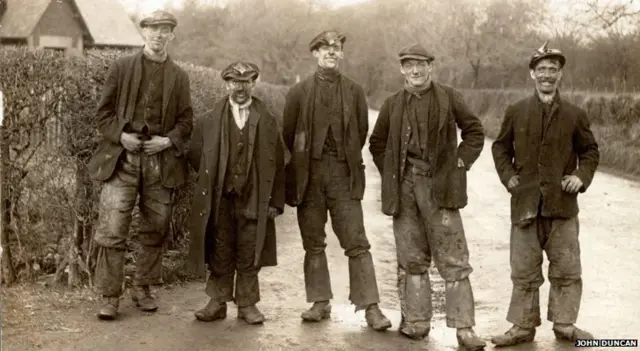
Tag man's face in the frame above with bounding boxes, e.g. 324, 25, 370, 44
141, 24, 174, 53
400, 59, 432, 87
530, 58, 562, 94
313, 43, 344, 69
226, 79, 255, 104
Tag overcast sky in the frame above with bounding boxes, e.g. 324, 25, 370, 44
118, 0, 366, 13
118, 0, 640, 13
117, 0, 639, 35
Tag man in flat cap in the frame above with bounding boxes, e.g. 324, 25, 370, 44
369, 44, 486, 349
88, 9, 193, 320
186, 61, 285, 325
490, 42, 598, 347
282, 30, 391, 331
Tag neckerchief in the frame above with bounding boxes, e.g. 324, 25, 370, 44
404, 78, 432, 100
316, 66, 340, 82
229, 96, 253, 129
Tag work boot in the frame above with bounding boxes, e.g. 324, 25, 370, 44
456, 328, 486, 350
491, 325, 536, 347
301, 301, 331, 322
399, 320, 430, 340
97, 296, 120, 320
131, 285, 158, 312
194, 300, 227, 322
553, 323, 594, 341
238, 305, 265, 325
365, 304, 392, 331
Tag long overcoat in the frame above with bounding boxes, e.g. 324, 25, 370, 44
186, 96, 285, 278
87, 50, 193, 188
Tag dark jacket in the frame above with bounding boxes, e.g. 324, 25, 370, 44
491, 92, 600, 224
87, 51, 193, 188
186, 97, 285, 278
369, 83, 485, 216
282, 73, 369, 206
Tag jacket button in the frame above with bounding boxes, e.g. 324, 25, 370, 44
199, 211, 204, 216
202, 189, 207, 195
205, 169, 209, 174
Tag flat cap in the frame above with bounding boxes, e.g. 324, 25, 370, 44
529, 41, 565, 69
221, 61, 260, 82
398, 44, 435, 62
139, 10, 177, 28
309, 30, 346, 51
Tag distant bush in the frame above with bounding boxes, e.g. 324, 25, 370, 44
0, 46, 288, 285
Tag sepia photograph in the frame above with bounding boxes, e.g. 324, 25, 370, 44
0, 0, 639, 350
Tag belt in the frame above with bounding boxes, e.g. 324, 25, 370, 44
405, 162, 432, 177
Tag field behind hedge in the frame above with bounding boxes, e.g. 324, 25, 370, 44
368, 88, 640, 178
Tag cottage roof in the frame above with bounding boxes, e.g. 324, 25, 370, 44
0, 0, 143, 47
0, 0, 50, 39
74, 0, 143, 47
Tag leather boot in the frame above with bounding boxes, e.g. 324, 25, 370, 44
456, 328, 486, 350
97, 296, 120, 320
131, 285, 158, 312
365, 304, 392, 331
301, 301, 331, 322
399, 320, 430, 340
238, 305, 266, 324
553, 323, 594, 341
194, 300, 227, 322
491, 325, 536, 347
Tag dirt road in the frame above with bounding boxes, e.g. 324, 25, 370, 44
3, 109, 639, 350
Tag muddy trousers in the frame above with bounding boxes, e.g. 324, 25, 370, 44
507, 216, 582, 328
393, 172, 476, 328
205, 193, 261, 307
297, 154, 380, 310
94, 151, 172, 297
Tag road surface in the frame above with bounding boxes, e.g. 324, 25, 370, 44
3, 109, 639, 350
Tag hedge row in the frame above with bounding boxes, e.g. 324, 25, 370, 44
0, 46, 288, 282
368, 88, 640, 177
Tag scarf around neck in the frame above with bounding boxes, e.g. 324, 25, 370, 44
229, 96, 252, 129
404, 78, 432, 98
316, 66, 340, 82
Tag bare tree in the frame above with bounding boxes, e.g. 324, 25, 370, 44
586, 0, 640, 29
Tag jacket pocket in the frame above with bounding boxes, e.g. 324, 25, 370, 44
509, 181, 540, 224
352, 163, 366, 200
442, 165, 468, 209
